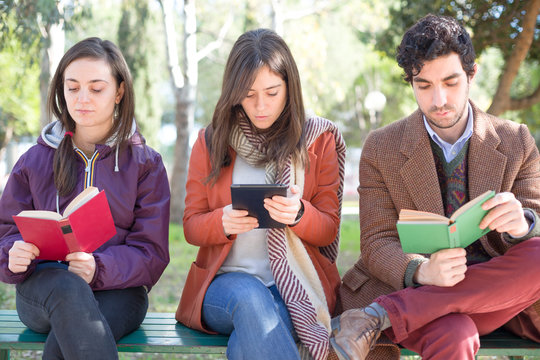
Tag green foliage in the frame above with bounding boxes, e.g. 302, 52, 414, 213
370, 0, 540, 134
0, 14, 41, 141
372, 0, 539, 60
117, 0, 165, 148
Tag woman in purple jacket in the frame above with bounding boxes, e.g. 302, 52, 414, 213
0, 38, 170, 359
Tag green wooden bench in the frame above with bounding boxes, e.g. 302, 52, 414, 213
1, 309, 539, 359
400, 327, 540, 358
0, 310, 227, 359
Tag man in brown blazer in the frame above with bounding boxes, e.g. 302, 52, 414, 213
331, 14, 540, 360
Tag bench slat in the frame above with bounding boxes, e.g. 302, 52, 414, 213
0, 310, 227, 356
0, 310, 538, 357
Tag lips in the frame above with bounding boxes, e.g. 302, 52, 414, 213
76, 109, 93, 114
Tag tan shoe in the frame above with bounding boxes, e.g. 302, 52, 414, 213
330, 306, 383, 360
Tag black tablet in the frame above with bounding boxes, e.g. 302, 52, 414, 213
231, 184, 288, 228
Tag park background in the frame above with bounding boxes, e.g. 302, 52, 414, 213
0, 0, 539, 359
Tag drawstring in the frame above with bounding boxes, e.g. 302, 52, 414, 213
114, 144, 119, 172
56, 192, 60, 214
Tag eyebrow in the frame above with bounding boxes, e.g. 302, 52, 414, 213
248, 84, 282, 91
413, 73, 461, 84
65, 78, 109, 84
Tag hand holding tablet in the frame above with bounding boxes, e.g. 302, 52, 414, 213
231, 184, 288, 228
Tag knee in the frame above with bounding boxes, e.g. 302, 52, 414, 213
41, 270, 94, 306
218, 274, 276, 315
419, 314, 479, 358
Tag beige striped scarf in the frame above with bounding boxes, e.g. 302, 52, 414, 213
229, 116, 346, 360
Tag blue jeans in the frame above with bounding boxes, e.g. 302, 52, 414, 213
15, 268, 148, 360
202, 272, 300, 360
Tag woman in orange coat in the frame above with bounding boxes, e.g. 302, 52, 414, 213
176, 28, 346, 360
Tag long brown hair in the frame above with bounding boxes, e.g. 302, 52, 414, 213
48, 37, 135, 196
207, 28, 307, 182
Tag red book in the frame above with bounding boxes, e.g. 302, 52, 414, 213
12, 187, 116, 261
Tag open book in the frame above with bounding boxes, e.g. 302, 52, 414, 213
13, 186, 116, 260
397, 190, 495, 253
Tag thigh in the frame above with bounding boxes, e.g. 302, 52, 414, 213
202, 273, 276, 335
268, 285, 297, 341
94, 287, 149, 341
15, 268, 93, 333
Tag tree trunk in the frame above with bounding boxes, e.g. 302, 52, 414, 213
487, 0, 540, 115
38, 19, 64, 129
39, 42, 50, 130
171, 86, 192, 223
160, 0, 229, 223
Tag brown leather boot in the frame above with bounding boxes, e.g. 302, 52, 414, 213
329, 306, 383, 360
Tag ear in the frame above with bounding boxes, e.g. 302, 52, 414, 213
115, 81, 125, 104
468, 63, 478, 83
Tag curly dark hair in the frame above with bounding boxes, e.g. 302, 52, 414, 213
396, 14, 476, 83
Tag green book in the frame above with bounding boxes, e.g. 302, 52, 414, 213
397, 190, 495, 254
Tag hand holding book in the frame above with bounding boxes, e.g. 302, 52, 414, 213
397, 190, 495, 253
13, 187, 116, 261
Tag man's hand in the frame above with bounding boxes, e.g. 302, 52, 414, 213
264, 185, 302, 225
66, 252, 96, 283
8, 240, 39, 273
480, 192, 529, 238
413, 248, 467, 286
222, 205, 258, 236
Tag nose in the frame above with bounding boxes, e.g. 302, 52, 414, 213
77, 89, 90, 103
255, 94, 265, 111
432, 86, 447, 108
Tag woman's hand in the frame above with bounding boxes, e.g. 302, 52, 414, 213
264, 185, 303, 225
8, 240, 39, 273
222, 204, 259, 236
66, 252, 96, 283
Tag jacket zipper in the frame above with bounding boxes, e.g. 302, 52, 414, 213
75, 149, 100, 189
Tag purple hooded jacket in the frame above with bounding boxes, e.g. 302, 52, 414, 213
0, 120, 170, 291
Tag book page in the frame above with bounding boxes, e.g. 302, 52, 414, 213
449, 190, 494, 221
398, 209, 449, 223
63, 186, 99, 217
16, 210, 63, 221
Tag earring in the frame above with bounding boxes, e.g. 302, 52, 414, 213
114, 104, 119, 120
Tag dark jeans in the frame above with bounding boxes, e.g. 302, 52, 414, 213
15, 268, 148, 360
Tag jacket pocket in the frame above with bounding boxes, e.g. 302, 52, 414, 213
177, 261, 211, 331
341, 264, 370, 292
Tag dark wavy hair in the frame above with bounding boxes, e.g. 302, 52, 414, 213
48, 37, 135, 196
207, 28, 307, 183
396, 14, 476, 83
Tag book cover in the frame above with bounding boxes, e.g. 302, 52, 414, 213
231, 184, 287, 229
13, 187, 116, 260
397, 190, 495, 254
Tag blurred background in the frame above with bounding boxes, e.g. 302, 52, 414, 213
1, 0, 539, 223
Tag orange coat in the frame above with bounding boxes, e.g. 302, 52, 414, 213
176, 128, 342, 333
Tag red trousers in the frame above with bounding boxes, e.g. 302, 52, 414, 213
376, 237, 540, 360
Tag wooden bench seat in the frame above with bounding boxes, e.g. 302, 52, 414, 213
400, 327, 540, 358
1, 309, 539, 359
0, 310, 227, 359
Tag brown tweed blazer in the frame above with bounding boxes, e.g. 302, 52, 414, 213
338, 101, 540, 359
